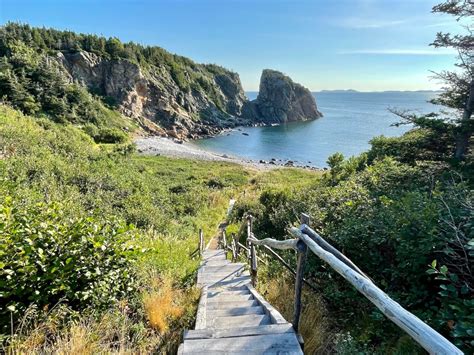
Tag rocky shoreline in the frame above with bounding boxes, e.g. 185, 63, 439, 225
135, 135, 322, 171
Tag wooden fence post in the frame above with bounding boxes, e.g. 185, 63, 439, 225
222, 228, 227, 249
231, 233, 238, 262
246, 215, 253, 259
293, 240, 307, 334
293, 213, 310, 345
247, 215, 258, 285
198, 228, 204, 256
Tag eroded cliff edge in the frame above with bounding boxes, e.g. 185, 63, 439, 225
57, 50, 248, 139
57, 52, 321, 139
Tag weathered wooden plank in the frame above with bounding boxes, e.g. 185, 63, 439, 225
184, 323, 294, 340
198, 270, 248, 286
206, 299, 258, 310
207, 294, 253, 303
247, 285, 287, 325
207, 289, 250, 298
195, 286, 208, 330
290, 227, 463, 355
182, 333, 303, 354
205, 275, 251, 288
248, 235, 298, 250
200, 266, 246, 275
211, 314, 271, 329
206, 306, 264, 317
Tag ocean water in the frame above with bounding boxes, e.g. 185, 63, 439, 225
191, 91, 440, 167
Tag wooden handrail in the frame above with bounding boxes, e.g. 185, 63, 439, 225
300, 224, 370, 280
248, 234, 298, 250
226, 212, 462, 354
289, 225, 463, 355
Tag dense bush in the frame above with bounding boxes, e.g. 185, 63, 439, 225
231, 130, 473, 351
0, 197, 139, 333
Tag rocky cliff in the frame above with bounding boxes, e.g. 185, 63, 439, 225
57, 52, 321, 137
57, 51, 248, 139
243, 69, 322, 124
1, 25, 322, 140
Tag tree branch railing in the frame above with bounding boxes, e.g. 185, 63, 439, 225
218, 213, 462, 355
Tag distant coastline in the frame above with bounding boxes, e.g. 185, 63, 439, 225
246, 89, 442, 96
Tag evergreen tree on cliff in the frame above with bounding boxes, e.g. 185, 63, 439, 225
431, 0, 473, 160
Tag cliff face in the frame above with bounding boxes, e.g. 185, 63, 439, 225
243, 69, 322, 124
57, 51, 248, 139
56, 53, 321, 137
1, 25, 322, 139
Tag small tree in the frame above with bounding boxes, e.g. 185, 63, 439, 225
431, 0, 473, 160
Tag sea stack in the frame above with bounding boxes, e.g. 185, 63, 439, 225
243, 69, 323, 124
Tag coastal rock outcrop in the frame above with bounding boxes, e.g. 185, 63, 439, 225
56, 52, 321, 137
243, 69, 322, 124
56, 51, 248, 139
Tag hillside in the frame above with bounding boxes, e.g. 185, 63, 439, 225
2, 100, 471, 353
1, 14, 472, 354
0, 23, 322, 141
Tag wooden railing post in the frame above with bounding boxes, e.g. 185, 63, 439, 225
293, 213, 310, 345
198, 228, 204, 256
293, 241, 307, 332
246, 215, 253, 259
222, 228, 227, 249
247, 215, 258, 286
231, 233, 238, 262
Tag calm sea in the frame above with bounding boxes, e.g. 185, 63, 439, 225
192, 91, 440, 167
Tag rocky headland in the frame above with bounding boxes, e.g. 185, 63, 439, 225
243, 69, 322, 124
56, 51, 322, 139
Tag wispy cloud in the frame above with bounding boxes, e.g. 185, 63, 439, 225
339, 48, 457, 56
339, 18, 407, 29
423, 20, 457, 28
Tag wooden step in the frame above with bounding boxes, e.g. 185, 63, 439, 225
181, 333, 303, 354
211, 314, 271, 329
199, 270, 246, 279
205, 275, 251, 288
184, 323, 294, 340
207, 293, 253, 303
206, 299, 258, 310
200, 266, 246, 274
201, 263, 246, 270
206, 306, 264, 317
207, 289, 251, 298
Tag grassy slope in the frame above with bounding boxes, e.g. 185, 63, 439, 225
0, 105, 319, 353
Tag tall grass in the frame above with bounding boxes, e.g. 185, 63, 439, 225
256, 270, 333, 354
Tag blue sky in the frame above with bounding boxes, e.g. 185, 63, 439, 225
0, 0, 461, 91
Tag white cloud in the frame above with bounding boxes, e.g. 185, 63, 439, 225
339, 18, 407, 29
339, 48, 457, 55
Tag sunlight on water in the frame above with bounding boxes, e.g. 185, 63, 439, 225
192, 91, 441, 167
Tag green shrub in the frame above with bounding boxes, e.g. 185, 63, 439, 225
0, 197, 140, 333
93, 127, 128, 144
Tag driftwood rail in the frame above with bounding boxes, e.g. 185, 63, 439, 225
224, 213, 462, 355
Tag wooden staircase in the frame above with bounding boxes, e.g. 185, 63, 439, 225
178, 249, 303, 354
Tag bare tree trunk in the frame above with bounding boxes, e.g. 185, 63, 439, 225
455, 78, 474, 159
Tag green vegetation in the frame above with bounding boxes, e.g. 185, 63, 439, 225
0, 22, 237, 129
230, 116, 473, 353
227, 3, 474, 351
0, 105, 250, 351
0, 1, 472, 353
